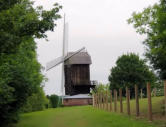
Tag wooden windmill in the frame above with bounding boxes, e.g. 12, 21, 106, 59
46, 16, 95, 105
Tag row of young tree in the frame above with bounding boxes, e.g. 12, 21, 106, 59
109, 0, 166, 95
0, 0, 62, 126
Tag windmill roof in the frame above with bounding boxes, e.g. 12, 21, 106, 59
65, 52, 92, 65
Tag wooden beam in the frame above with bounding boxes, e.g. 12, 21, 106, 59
110, 90, 112, 111
135, 84, 139, 117
147, 82, 152, 121
164, 80, 166, 116
106, 91, 109, 111
114, 89, 117, 112
119, 88, 123, 113
126, 87, 130, 115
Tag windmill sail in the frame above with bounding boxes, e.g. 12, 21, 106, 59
46, 56, 64, 71
46, 47, 85, 71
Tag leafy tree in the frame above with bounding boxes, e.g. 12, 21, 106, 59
0, 0, 61, 126
0, 0, 62, 54
128, 0, 166, 79
108, 53, 156, 97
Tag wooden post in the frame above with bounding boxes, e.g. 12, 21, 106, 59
164, 80, 166, 116
95, 94, 97, 107
140, 89, 143, 99
135, 85, 139, 117
96, 93, 99, 108
103, 92, 105, 110
98, 92, 101, 109
104, 92, 106, 110
153, 88, 157, 97
126, 87, 130, 115
147, 82, 152, 121
119, 88, 123, 113
106, 91, 109, 111
99, 92, 101, 109
93, 94, 95, 107
110, 90, 112, 111
114, 89, 117, 112
102, 92, 104, 110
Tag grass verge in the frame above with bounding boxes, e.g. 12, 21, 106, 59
15, 106, 160, 127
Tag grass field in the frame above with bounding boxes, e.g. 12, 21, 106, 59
15, 106, 160, 127
114, 96, 165, 119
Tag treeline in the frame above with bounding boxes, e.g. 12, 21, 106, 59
108, 0, 166, 97
0, 0, 62, 127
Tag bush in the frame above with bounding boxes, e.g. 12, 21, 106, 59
21, 88, 49, 113
48, 95, 61, 108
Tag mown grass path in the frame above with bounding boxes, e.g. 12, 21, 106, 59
15, 106, 158, 127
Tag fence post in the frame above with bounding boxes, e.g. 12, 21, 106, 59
95, 94, 96, 107
103, 92, 105, 110
147, 82, 152, 121
96, 94, 98, 108
140, 89, 143, 99
106, 91, 109, 111
102, 92, 104, 110
126, 87, 130, 115
114, 89, 117, 112
97, 92, 101, 109
110, 90, 112, 111
135, 85, 139, 117
104, 92, 107, 110
99, 92, 101, 109
164, 80, 166, 116
119, 88, 123, 113
93, 94, 95, 107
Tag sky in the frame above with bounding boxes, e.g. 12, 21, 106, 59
34, 0, 158, 95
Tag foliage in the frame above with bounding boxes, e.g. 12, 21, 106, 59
21, 87, 49, 113
0, 0, 62, 54
47, 94, 61, 108
128, 0, 166, 79
91, 83, 109, 94
108, 53, 156, 96
0, 0, 61, 126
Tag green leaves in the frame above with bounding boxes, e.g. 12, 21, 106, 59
0, 0, 61, 53
108, 53, 156, 92
128, 0, 166, 79
0, 0, 62, 126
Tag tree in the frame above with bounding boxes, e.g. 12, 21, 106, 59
0, 0, 62, 126
108, 53, 156, 97
0, 0, 62, 54
128, 0, 166, 80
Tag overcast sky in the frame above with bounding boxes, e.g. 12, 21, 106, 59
34, 0, 158, 95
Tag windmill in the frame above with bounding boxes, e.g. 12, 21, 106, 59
46, 16, 95, 106
46, 16, 85, 98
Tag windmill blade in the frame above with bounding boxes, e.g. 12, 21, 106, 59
46, 56, 64, 71
46, 47, 85, 71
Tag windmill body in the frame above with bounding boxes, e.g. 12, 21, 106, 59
64, 52, 95, 96
46, 19, 96, 106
